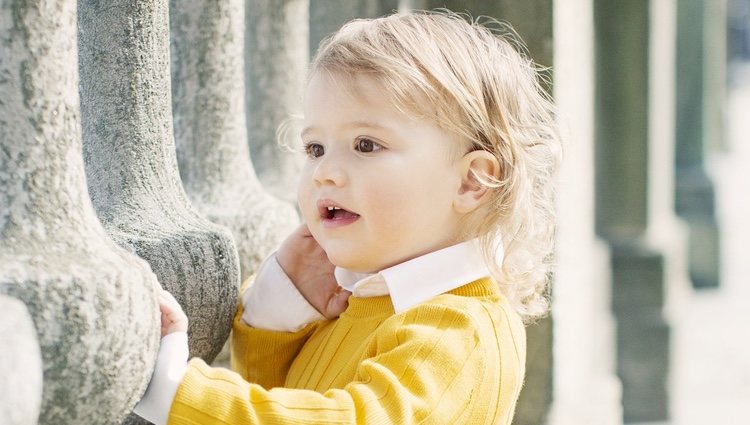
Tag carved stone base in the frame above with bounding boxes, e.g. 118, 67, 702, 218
675, 166, 721, 289
611, 244, 670, 423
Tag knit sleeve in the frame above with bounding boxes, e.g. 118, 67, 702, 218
240, 252, 325, 331
170, 303, 520, 425
230, 300, 318, 389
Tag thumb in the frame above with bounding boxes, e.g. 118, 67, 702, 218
325, 289, 351, 319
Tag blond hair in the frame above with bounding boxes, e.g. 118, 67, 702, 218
310, 10, 561, 321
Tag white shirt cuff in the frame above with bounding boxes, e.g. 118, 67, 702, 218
241, 253, 324, 332
133, 332, 189, 425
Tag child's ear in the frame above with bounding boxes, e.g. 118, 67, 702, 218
454, 150, 500, 214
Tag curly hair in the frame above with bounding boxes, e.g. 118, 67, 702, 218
309, 10, 562, 322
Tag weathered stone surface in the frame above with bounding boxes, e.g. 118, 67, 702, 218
0, 2, 160, 423
246, 0, 308, 201
78, 0, 240, 365
0, 295, 42, 425
170, 0, 298, 283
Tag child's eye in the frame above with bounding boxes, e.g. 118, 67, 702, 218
304, 142, 325, 158
354, 138, 383, 153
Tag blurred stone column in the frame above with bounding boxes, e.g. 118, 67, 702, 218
419, 2, 554, 424
594, 0, 683, 422
170, 0, 298, 283
649, 0, 692, 319
78, 0, 240, 366
309, 0, 398, 56
705, 0, 728, 152
418, 2, 554, 424
675, 0, 723, 289
1, 2, 161, 423
0, 296, 42, 425
246, 0, 308, 202
548, 0, 622, 424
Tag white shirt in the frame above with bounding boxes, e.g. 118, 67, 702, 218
134, 238, 497, 425
242, 238, 494, 331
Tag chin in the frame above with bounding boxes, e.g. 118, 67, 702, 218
326, 251, 377, 273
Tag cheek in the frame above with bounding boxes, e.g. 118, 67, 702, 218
362, 182, 421, 231
380, 172, 456, 224
296, 171, 315, 222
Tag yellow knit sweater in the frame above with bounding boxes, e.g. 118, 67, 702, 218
167, 277, 526, 425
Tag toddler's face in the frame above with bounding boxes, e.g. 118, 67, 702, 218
297, 72, 466, 273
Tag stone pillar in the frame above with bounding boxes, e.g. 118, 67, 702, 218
170, 0, 298, 283
0, 296, 42, 425
417, 3, 554, 424
648, 0, 692, 316
417, 2, 554, 424
246, 0, 309, 201
704, 0, 728, 152
548, 0, 622, 424
78, 0, 240, 365
594, 0, 680, 422
675, 0, 723, 288
309, 0, 399, 55
0, 2, 160, 423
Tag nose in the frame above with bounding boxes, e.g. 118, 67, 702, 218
312, 150, 347, 187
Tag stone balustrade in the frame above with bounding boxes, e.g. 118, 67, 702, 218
78, 0, 240, 367
0, 2, 161, 423
170, 0, 298, 283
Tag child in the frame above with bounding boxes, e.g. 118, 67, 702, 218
135, 10, 560, 425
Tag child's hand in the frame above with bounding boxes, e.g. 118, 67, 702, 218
276, 224, 351, 319
157, 288, 188, 337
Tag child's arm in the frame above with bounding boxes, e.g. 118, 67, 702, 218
275, 223, 351, 319
239, 252, 326, 332
168, 300, 518, 425
231, 283, 320, 388
240, 223, 351, 331
233, 224, 350, 386
133, 288, 189, 425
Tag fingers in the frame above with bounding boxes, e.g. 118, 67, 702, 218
157, 288, 188, 337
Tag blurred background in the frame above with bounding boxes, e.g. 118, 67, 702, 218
246, 1, 748, 424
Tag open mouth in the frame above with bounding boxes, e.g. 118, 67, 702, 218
316, 200, 360, 228
323, 206, 360, 221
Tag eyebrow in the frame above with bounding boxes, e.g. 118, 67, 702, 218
300, 120, 392, 139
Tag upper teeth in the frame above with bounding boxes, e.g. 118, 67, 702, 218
327, 206, 340, 211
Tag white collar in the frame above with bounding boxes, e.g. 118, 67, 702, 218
334, 239, 498, 313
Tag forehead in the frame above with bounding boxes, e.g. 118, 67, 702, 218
301, 72, 416, 140
305, 70, 435, 119
305, 72, 384, 108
